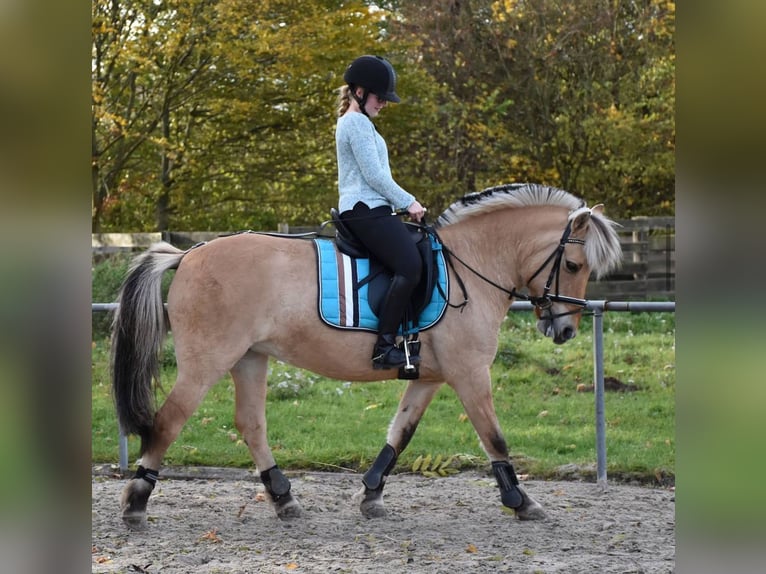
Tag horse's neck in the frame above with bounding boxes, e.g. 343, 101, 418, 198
439, 213, 525, 307
439, 207, 565, 300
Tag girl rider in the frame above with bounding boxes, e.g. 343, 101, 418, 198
335, 55, 427, 370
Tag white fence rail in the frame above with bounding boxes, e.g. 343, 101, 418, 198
92, 300, 675, 486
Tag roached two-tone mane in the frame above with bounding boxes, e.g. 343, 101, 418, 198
435, 183, 622, 279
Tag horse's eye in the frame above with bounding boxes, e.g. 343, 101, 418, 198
565, 260, 582, 273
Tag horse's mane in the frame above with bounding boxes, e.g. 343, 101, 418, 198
434, 183, 584, 226
434, 183, 622, 278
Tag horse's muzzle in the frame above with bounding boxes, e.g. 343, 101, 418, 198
536, 318, 577, 344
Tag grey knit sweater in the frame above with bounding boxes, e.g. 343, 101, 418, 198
335, 111, 415, 213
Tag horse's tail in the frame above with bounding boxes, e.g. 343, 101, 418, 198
111, 241, 186, 453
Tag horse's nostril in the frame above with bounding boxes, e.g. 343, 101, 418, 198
563, 327, 576, 340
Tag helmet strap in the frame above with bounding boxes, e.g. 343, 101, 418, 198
350, 85, 370, 118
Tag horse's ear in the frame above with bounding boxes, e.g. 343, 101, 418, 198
591, 203, 605, 216
571, 208, 593, 233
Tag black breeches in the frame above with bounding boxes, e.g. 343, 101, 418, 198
340, 202, 422, 334
340, 202, 422, 283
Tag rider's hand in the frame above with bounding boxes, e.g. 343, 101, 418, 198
407, 200, 427, 222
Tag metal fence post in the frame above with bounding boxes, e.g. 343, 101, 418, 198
592, 303, 608, 488
118, 428, 129, 473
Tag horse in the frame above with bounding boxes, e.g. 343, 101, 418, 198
111, 183, 622, 529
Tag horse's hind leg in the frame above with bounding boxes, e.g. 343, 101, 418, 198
358, 381, 442, 518
120, 366, 221, 529
230, 350, 302, 520
450, 368, 545, 520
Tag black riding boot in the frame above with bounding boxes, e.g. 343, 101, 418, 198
372, 333, 408, 369
372, 275, 417, 370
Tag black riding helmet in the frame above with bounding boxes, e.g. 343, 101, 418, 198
343, 55, 401, 104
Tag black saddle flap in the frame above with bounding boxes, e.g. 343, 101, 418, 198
331, 207, 368, 259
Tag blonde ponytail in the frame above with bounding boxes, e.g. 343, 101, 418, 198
336, 85, 352, 117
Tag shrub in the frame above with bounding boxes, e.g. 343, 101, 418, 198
92, 254, 131, 340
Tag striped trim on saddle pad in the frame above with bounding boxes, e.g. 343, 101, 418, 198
313, 238, 449, 333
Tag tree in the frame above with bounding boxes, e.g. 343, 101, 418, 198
92, 0, 410, 232
384, 0, 524, 213
174, 0, 394, 230
92, 0, 221, 231
388, 0, 675, 216
93, 0, 674, 231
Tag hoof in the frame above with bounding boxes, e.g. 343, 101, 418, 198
360, 498, 387, 518
517, 505, 546, 520
355, 486, 386, 518
274, 494, 303, 520
515, 487, 546, 521
121, 511, 149, 531
120, 478, 153, 530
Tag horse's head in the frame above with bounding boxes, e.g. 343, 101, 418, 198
434, 183, 622, 345
527, 204, 622, 344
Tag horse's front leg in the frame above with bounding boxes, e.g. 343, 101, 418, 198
231, 351, 302, 520
358, 381, 442, 518
451, 368, 546, 520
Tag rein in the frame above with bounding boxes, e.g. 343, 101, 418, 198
228, 213, 589, 320
425, 219, 588, 319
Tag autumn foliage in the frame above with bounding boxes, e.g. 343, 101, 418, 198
92, 0, 674, 232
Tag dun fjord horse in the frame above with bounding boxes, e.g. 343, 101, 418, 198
112, 183, 622, 529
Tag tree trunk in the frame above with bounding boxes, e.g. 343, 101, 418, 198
156, 105, 172, 232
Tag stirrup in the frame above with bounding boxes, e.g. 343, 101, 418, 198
397, 338, 419, 379
401, 338, 419, 373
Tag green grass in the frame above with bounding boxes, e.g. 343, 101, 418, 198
92, 311, 675, 483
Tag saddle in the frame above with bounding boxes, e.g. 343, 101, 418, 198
329, 208, 443, 325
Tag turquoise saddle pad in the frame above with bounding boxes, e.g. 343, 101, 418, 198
313, 237, 448, 333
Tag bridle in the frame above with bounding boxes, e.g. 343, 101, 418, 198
427, 217, 589, 320
509, 218, 588, 319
